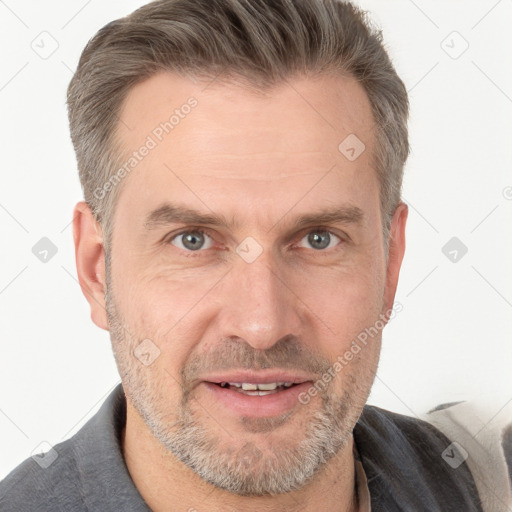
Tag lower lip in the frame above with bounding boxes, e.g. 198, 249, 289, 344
202, 382, 312, 417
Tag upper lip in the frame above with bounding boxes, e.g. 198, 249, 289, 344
201, 370, 315, 385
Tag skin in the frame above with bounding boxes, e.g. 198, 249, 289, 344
73, 72, 407, 512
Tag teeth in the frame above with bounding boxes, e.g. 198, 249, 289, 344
218, 382, 297, 392
225, 382, 294, 391
251, 390, 276, 396
254, 383, 278, 391
242, 382, 282, 391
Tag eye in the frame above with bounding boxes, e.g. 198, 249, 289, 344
297, 230, 342, 251
169, 229, 214, 252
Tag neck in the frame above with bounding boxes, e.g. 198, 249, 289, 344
122, 401, 358, 512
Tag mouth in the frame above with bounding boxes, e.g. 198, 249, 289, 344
200, 371, 314, 417
215, 381, 298, 396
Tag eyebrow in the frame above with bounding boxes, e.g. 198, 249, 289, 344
144, 202, 364, 232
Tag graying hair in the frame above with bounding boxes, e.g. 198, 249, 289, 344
67, 0, 409, 252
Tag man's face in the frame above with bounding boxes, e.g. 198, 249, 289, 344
102, 72, 402, 495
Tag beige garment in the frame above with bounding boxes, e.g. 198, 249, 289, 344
421, 400, 512, 512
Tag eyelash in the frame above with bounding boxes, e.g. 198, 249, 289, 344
165, 227, 346, 256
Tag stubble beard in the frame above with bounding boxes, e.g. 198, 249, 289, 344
104, 263, 374, 496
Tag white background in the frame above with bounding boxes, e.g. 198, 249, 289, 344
1, 0, 511, 479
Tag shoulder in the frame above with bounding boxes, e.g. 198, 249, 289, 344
355, 403, 458, 465
0, 437, 85, 512
354, 403, 485, 511
0, 384, 148, 512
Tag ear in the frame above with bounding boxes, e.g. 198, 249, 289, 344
72, 201, 109, 330
382, 201, 408, 318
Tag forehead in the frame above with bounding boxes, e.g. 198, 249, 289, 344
118, 71, 374, 156
113, 71, 378, 232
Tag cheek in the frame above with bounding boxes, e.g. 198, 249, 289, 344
309, 270, 384, 387
295, 264, 385, 392
299, 259, 385, 329
113, 264, 224, 367
116, 252, 222, 319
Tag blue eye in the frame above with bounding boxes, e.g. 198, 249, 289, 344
298, 230, 341, 250
170, 230, 214, 251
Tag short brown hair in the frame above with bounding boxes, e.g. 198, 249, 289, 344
67, 0, 409, 249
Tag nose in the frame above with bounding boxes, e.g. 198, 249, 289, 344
215, 251, 303, 351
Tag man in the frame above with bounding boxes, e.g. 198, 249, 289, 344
0, 0, 508, 510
